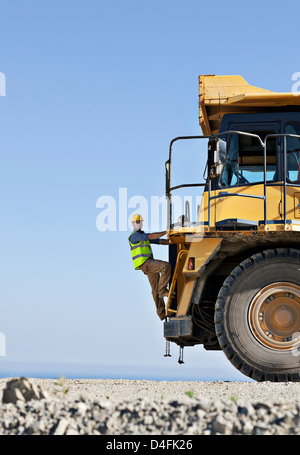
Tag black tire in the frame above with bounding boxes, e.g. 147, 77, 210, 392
215, 248, 300, 382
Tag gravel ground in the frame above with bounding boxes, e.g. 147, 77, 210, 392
0, 378, 298, 404
0, 378, 299, 435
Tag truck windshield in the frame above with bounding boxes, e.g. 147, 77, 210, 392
221, 131, 277, 187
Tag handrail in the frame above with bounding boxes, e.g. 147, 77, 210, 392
166, 131, 300, 230
166, 131, 264, 228
264, 133, 300, 225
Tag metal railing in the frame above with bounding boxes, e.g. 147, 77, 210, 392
166, 131, 300, 230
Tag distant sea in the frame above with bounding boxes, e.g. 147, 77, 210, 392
0, 360, 251, 382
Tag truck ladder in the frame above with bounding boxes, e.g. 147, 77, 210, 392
165, 249, 188, 317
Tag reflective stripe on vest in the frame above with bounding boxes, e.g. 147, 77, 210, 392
128, 232, 153, 270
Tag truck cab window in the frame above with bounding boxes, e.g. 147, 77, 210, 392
221, 131, 277, 187
285, 123, 300, 183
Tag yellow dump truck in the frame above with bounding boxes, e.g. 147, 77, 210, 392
164, 75, 300, 382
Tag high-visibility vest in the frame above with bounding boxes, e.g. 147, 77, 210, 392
128, 231, 153, 270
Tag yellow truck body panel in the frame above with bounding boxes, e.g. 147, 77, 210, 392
199, 74, 300, 135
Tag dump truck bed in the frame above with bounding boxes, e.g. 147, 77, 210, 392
199, 75, 300, 135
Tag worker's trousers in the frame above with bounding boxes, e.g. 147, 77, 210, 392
140, 258, 171, 320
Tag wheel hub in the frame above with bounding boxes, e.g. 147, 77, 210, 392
248, 283, 300, 350
273, 307, 293, 327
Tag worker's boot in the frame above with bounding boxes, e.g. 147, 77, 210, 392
158, 309, 166, 320
156, 299, 166, 320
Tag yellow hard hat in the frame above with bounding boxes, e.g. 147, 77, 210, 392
131, 214, 144, 223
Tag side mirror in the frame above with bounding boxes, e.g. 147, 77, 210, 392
207, 138, 227, 178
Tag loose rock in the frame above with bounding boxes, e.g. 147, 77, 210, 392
2, 377, 49, 404
0, 378, 300, 435
0, 377, 299, 435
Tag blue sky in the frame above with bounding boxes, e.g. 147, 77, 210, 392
0, 0, 299, 381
